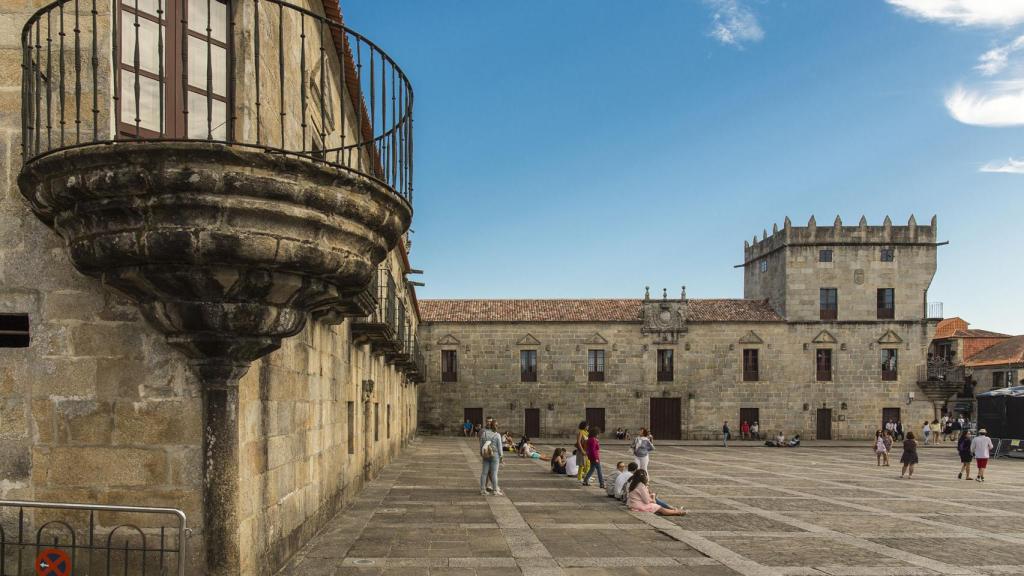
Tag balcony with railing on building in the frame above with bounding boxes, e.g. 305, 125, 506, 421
352, 266, 398, 348
916, 357, 967, 403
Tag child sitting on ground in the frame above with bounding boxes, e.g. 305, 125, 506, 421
551, 448, 567, 473
606, 461, 627, 497
565, 449, 580, 477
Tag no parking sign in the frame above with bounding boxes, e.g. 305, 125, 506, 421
35, 548, 71, 576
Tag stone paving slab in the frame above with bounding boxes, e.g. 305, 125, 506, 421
277, 438, 1024, 576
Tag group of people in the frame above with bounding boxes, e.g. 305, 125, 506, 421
873, 426, 994, 481
477, 418, 686, 517
882, 414, 973, 445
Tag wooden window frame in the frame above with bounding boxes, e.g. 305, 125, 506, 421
816, 348, 833, 382
881, 348, 898, 381
657, 349, 674, 382
520, 349, 538, 382
876, 288, 895, 320
440, 349, 458, 383
588, 349, 605, 382
820, 288, 838, 320
742, 348, 759, 382
115, 0, 233, 139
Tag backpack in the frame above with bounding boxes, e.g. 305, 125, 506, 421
481, 440, 494, 459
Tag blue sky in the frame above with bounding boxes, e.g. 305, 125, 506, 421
342, 1, 1024, 334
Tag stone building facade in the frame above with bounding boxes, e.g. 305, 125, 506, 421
0, 1, 422, 575
418, 216, 944, 441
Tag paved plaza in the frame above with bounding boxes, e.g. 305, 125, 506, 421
279, 437, 1024, 576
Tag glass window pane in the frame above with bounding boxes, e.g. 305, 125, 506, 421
121, 11, 165, 74
187, 90, 226, 139
120, 70, 162, 131
127, 0, 164, 19
187, 37, 227, 96
189, 0, 228, 43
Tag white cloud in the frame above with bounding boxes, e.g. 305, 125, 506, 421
705, 0, 764, 47
887, 0, 1024, 27
976, 35, 1024, 75
945, 84, 1024, 126
980, 157, 1024, 173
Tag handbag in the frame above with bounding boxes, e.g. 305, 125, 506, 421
481, 440, 494, 459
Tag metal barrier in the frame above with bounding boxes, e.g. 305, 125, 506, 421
0, 500, 188, 576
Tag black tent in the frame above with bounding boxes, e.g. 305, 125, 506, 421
977, 386, 1024, 439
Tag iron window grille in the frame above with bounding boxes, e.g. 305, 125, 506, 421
881, 247, 895, 262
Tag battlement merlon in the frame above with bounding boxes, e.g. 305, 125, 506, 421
739, 215, 944, 266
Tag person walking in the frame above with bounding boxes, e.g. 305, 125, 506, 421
479, 418, 504, 496
956, 430, 974, 480
722, 421, 731, 447
900, 431, 918, 479
882, 429, 893, 465
632, 428, 655, 471
582, 427, 605, 488
971, 428, 994, 482
750, 421, 759, 440
921, 421, 931, 445
575, 421, 590, 482
874, 430, 889, 467
931, 419, 941, 443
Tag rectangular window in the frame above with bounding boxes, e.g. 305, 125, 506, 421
819, 249, 833, 262
116, 0, 230, 139
374, 402, 379, 442
820, 288, 838, 320
520, 350, 538, 382
387, 404, 391, 439
881, 349, 898, 381
877, 288, 895, 319
0, 314, 30, 348
992, 371, 1015, 388
743, 349, 759, 381
347, 401, 355, 454
881, 247, 895, 262
816, 348, 833, 382
441, 350, 458, 382
587, 349, 605, 382
759, 259, 768, 273
657, 349, 674, 382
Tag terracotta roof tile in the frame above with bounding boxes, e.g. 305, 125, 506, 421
419, 299, 782, 323
951, 328, 1011, 339
964, 335, 1024, 368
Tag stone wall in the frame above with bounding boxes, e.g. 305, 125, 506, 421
0, 2, 420, 575
418, 318, 936, 440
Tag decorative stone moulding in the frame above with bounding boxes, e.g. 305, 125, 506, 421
19, 142, 412, 386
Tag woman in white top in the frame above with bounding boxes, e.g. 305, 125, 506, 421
874, 430, 889, 466
632, 428, 655, 471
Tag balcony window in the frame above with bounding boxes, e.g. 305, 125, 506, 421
881, 349, 898, 381
588, 349, 605, 382
743, 349, 759, 382
820, 288, 838, 320
117, 0, 230, 139
816, 348, 832, 382
441, 350, 458, 383
881, 247, 895, 262
657, 349, 674, 382
819, 249, 832, 263
520, 350, 537, 382
877, 288, 895, 320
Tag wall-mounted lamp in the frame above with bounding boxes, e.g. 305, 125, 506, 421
634, 391, 642, 399
840, 343, 847, 351
687, 392, 695, 401
840, 402, 848, 411
802, 403, 809, 411
547, 403, 554, 411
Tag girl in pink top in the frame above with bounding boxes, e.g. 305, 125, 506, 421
626, 470, 685, 516
582, 427, 605, 488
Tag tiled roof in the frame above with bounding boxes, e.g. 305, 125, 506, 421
934, 317, 1010, 340
951, 328, 1010, 339
418, 299, 782, 323
964, 335, 1024, 368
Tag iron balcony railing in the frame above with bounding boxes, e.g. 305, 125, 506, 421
0, 499, 189, 576
917, 359, 965, 383
21, 0, 413, 203
926, 301, 943, 320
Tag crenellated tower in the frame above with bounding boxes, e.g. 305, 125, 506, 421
741, 215, 941, 322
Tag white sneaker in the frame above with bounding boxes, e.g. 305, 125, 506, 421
493, 490, 505, 496
480, 490, 489, 495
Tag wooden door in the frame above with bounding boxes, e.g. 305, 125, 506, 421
816, 408, 832, 440
882, 407, 900, 430
739, 408, 760, 437
650, 398, 681, 440
586, 407, 606, 434
464, 407, 483, 429
524, 408, 541, 438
